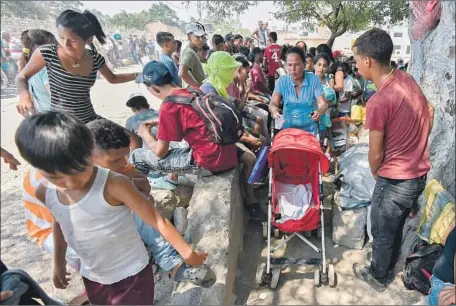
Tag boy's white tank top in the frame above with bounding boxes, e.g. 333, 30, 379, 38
45, 166, 149, 284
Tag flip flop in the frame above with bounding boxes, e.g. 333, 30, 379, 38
148, 176, 178, 191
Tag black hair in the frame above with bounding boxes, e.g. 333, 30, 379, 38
250, 47, 263, 62
341, 62, 351, 74
239, 46, 250, 57
175, 40, 182, 53
233, 54, 250, 68
212, 34, 224, 47
353, 28, 393, 66
280, 44, 289, 61
202, 44, 210, 51
20, 29, 58, 70
295, 40, 307, 53
308, 47, 316, 57
57, 10, 106, 45
316, 44, 335, 63
233, 34, 243, 41
286, 46, 306, 63
305, 53, 313, 59
15, 111, 94, 175
126, 95, 150, 110
156, 32, 174, 47
391, 60, 397, 68
87, 119, 130, 151
313, 53, 331, 65
269, 31, 278, 42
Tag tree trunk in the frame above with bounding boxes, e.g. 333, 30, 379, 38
326, 33, 338, 48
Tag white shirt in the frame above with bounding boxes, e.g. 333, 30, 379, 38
45, 167, 149, 284
339, 75, 354, 113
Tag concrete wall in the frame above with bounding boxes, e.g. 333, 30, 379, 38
169, 168, 245, 305
408, 1, 456, 196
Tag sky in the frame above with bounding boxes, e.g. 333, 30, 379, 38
82, 1, 277, 30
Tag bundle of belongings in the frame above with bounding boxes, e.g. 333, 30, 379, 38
400, 179, 455, 297
331, 144, 375, 249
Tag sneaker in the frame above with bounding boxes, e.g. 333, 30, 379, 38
173, 207, 188, 235
174, 264, 215, 287
352, 263, 386, 292
149, 176, 178, 191
246, 203, 268, 222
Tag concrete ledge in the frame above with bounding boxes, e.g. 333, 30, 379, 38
169, 167, 244, 305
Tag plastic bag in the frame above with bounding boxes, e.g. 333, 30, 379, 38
410, 0, 442, 40
332, 193, 367, 250
338, 144, 376, 209
248, 145, 270, 184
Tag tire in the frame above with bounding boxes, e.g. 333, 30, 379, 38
274, 228, 281, 239
313, 265, 321, 286
328, 264, 336, 287
270, 267, 281, 289
317, 226, 322, 239
262, 222, 268, 239
256, 263, 267, 286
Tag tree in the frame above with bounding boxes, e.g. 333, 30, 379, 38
1, 1, 83, 19
185, 1, 259, 20
193, 0, 409, 48
274, 0, 409, 47
106, 3, 185, 32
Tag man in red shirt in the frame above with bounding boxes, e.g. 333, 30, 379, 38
131, 61, 267, 221
250, 47, 272, 97
264, 31, 281, 92
351, 28, 434, 292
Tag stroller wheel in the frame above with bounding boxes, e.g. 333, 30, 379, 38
304, 231, 312, 238
262, 222, 268, 239
313, 265, 321, 286
328, 264, 336, 287
270, 267, 281, 289
317, 226, 322, 239
256, 263, 267, 286
274, 228, 281, 239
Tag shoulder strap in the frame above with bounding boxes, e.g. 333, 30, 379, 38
164, 95, 194, 105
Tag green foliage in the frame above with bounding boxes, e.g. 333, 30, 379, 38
185, 1, 259, 20
274, 0, 409, 46
1, 1, 83, 19
106, 3, 184, 31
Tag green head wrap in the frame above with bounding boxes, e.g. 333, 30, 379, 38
204, 51, 241, 98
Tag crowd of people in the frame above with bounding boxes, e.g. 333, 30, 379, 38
0, 10, 454, 306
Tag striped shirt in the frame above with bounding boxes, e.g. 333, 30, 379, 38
40, 44, 106, 123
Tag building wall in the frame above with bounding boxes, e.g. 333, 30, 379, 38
408, 1, 456, 196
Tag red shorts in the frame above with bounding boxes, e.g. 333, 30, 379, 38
82, 264, 154, 305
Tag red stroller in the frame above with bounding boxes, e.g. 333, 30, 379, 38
256, 126, 336, 289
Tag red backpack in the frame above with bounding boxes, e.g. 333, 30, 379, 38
163, 88, 244, 145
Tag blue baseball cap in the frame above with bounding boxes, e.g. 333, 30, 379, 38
135, 61, 172, 86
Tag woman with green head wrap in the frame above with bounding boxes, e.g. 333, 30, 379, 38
200, 51, 241, 98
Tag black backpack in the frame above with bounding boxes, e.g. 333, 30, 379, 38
402, 243, 443, 295
163, 88, 244, 145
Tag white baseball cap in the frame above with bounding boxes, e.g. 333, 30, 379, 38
185, 22, 206, 36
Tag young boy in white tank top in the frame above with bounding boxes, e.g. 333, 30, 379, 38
15, 111, 208, 305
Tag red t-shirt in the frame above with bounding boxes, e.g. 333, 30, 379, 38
250, 62, 266, 93
365, 70, 431, 179
264, 43, 282, 77
157, 89, 238, 173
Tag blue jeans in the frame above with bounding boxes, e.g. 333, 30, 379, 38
130, 49, 139, 64
133, 213, 183, 271
370, 175, 426, 280
426, 275, 455, 305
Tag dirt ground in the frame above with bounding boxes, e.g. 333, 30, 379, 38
0, 65, 425, 304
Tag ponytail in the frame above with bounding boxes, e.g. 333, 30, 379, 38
82, 10, 106, 45
56, 9, 106, 46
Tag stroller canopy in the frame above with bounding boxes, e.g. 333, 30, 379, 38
269, 128, 330, 184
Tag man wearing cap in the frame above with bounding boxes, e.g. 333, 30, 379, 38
178, 22, 207, 89
224, 34, 236, 55
132, 60, 238, 176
